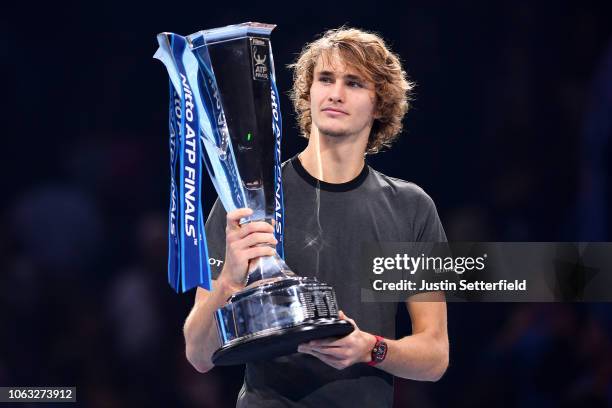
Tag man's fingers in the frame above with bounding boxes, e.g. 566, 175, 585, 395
303, 344, 344, 358
234, 233, 277, 250
338, 310, 357, 329
298, 345, 347, 370
299, 345, 334, 358
226, 208, 253, 230
244, 246, 276, 260
309, 337, 341, 347
236, 221, 275, 239
311, 349, 340, 359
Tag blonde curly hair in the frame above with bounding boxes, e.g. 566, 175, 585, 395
288, 27, 414, 154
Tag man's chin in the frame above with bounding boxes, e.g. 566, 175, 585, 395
317, 127, 349, 138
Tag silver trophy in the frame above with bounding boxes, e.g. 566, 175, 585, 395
155, 22, 352, 365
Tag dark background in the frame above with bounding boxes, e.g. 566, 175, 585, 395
2, 1, 612, 406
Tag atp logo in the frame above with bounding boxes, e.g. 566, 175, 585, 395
251, 38, 269, 81
253, 49, 267, 66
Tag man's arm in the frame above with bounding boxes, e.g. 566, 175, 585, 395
298, 291, 449, 381
183, 281, 237, 373
183, 207, 277, 373
376, 291, 448, 381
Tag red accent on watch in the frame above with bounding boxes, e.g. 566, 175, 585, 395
367, 335, 388, 366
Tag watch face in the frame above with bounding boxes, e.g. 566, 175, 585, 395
373, 341, 388, 362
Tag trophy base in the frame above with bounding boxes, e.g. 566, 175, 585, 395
213, 276, 352, 365
212, 318, 353, 366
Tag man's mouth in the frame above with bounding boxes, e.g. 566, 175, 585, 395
322, 107, 348, 115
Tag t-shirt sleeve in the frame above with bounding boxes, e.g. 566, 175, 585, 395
415, 192, 447, 243
407, 191, 449, 299
204, 198, 227, 280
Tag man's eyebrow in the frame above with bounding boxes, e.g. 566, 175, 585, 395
316, 71, 365, 82
344, 74, 365, 82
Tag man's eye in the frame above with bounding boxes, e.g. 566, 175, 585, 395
348, 81, 363, 88
319, 77, 333, 84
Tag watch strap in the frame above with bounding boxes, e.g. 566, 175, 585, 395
367, 335, 387, 366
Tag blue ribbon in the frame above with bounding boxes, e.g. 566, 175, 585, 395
156, 29, 286, 293
168, 76, 181, 290
270, 72, 285, 259
160, 35, 209, 292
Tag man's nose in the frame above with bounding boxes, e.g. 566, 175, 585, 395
328, 82, 345, 103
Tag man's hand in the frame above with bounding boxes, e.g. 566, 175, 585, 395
297, 311, 377, 370
218, 208, 277, 292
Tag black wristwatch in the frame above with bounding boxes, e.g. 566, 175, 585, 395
367, 335, 388, 366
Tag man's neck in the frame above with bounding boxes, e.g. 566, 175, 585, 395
298, 129, 367, 184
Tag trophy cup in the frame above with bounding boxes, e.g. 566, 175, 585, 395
154, 22, 353, 366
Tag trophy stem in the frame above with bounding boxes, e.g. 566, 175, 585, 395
245, 252, 296, 287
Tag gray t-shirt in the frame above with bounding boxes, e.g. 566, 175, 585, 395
205, 155, 446, 407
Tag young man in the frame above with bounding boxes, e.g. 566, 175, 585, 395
183, 27, 449, 407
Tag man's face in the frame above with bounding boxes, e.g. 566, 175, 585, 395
309, 51, 377, 140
